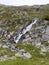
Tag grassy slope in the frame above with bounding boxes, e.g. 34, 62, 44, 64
0, 58, 49, 65
0, 44, 49, 65
0, 47, 15, 57
0, 4, 49, 65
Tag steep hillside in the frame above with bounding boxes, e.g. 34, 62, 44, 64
0, 4, 49, 65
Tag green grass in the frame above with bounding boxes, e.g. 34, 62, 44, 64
0, 57, 49, 65
44, 42, 49, 46
0, 47, 15, 57
0, 44, 49, 65
16, 44, 46, 58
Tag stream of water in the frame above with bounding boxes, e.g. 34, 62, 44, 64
14, 19, 37, 43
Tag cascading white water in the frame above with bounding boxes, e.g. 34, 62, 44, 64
14, 19, 37, 43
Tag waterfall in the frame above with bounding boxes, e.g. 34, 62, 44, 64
14, 19, 38, 43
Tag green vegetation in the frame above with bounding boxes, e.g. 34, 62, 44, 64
0, 44, 49, 65
0, 47, 15, 57
0, 4, 49, 65
0, 4, 49, 31
0, 58, 49, 65
45, 42, 49, 46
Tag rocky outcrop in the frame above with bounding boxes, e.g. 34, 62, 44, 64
15, 49, 32, 59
